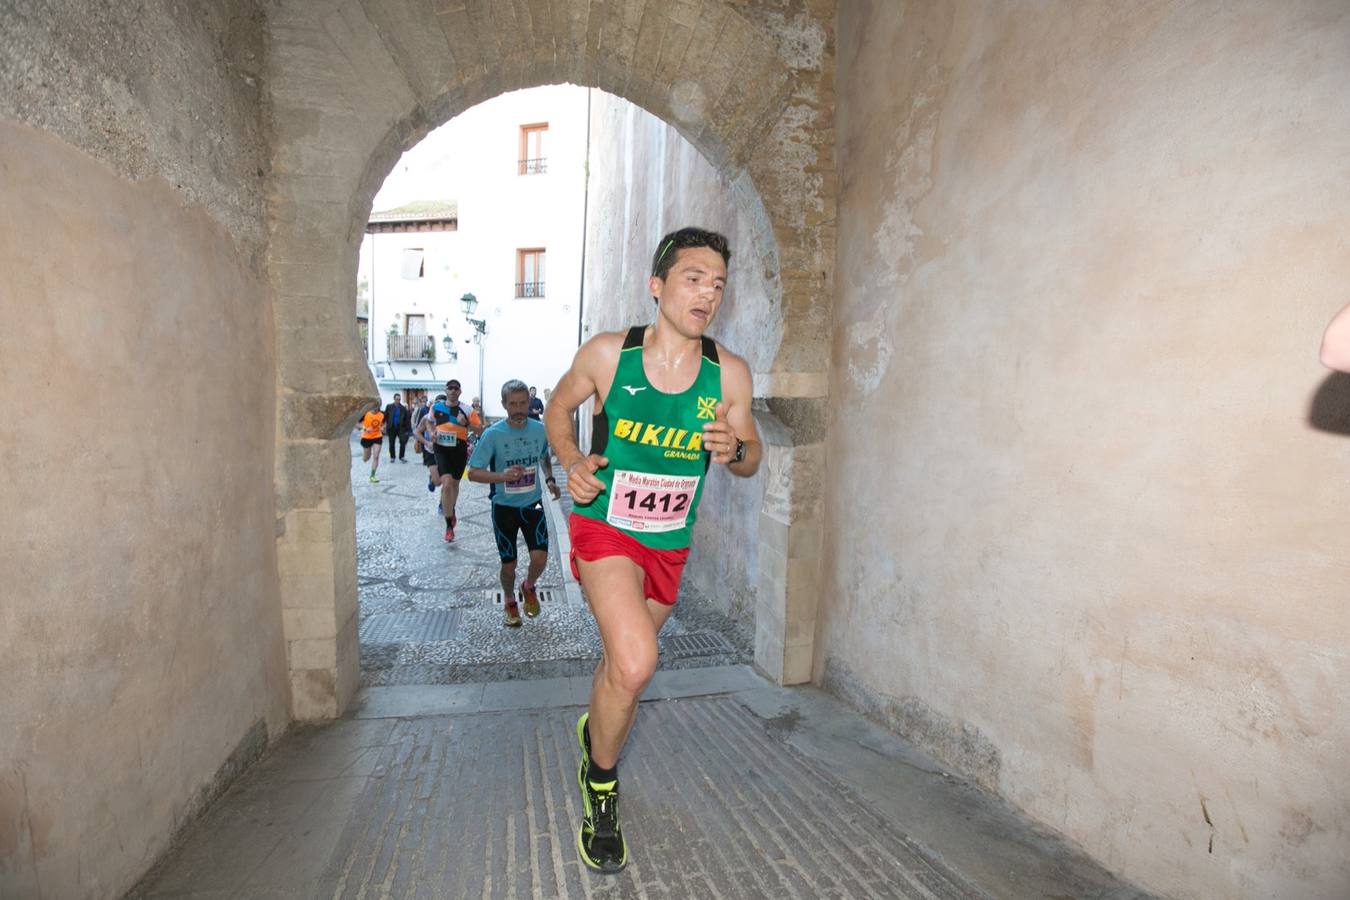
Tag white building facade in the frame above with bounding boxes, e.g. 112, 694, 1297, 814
359, 84, 591, 416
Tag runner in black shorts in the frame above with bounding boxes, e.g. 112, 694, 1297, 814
491, 503, 549, 563
427, 401, 470, 542
414, 393, 445, 495
468, 379, 560, 626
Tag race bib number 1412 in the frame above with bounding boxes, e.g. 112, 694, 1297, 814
605, 470, 700, 533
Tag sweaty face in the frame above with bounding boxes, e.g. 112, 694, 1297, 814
503, 391, 530, 424
650, 247, 727, 337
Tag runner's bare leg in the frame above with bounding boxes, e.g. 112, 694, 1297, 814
579, 555, 676, 768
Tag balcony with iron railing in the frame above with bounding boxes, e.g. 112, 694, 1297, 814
515, 281, 545, 298
387, 333, 436, 360
518, 158, 547, 175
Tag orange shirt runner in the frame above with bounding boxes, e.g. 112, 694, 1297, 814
361, 410, 384, 440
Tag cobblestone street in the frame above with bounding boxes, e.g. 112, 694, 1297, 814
350, 436, 752, 686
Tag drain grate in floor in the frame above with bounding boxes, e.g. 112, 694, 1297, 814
359, 609, 461, 644
660, 631, 735, 658
488, 588, 560, 606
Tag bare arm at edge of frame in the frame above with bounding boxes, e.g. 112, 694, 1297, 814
413, 416, 433, 452
544, 331, 625, 505
703, 345, 762, 476
1320, 302, 1350, 372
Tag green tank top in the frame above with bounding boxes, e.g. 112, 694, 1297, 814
574, 325, 722, 550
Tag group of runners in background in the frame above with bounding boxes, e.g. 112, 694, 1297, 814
358, 381, 548, 544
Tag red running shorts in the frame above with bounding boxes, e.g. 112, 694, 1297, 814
568, 513, 690, 606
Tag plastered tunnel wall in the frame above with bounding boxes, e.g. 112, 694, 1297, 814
823, 3, 1350, 899
0, 3, 289, 897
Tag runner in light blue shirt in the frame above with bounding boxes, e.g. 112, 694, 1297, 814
468, 379, 561, 626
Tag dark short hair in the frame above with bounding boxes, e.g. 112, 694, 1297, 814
650, 227, 731, 280
446, 380, 461, 389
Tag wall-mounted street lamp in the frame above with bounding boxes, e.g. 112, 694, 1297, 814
460, 292, 487, 408
441, 335, 458, 365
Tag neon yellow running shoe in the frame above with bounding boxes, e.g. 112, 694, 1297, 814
577, 777, 627, 874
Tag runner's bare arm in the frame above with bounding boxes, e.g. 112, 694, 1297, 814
1321, 302, 1350, 372
703, 347, 762, 476
544, 332, 624, 504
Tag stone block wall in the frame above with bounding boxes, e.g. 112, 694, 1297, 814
263, 0, 837, 704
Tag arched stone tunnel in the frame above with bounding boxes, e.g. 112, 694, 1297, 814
3, 2, 1349, 898
265, 0, 831, 720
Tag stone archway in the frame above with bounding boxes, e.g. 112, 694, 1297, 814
265, 0, 836, 718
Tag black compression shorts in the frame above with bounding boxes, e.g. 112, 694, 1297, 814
491, 503, 548, 562
433, 444, 468, 479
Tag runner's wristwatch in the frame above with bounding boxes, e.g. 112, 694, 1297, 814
732, 438, 746, 464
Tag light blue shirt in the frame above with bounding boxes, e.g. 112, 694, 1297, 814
469, 418, 552, 508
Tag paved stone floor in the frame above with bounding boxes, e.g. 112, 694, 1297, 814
350, 436, 751, 686
129, 668, 1154, 900
125, 440, 1158, 899
316, 699, 974, 900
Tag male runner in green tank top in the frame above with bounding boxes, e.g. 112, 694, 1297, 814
545, 227, 762, 874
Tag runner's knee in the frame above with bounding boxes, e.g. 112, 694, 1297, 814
605, 643, 658, 695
